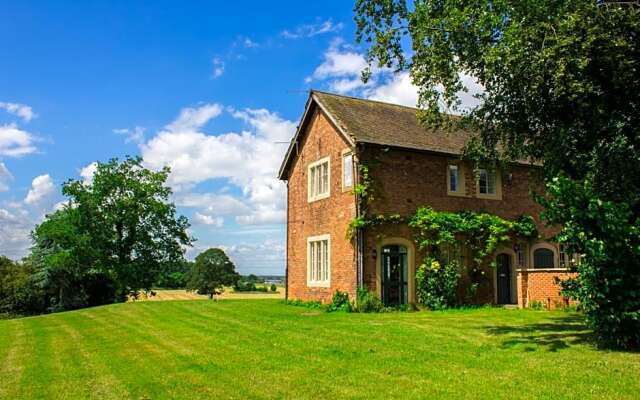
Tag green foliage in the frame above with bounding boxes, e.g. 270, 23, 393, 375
541, 176, 640, 348
354, 164, 373, 203
354, 288, 384, 313
285, 299, 323, 309
410, 207, 537, 267
415, 258, 460, 310
529, 301, 548, 311
30, 157, 192, 311
327, 290, 352, 313
233, 281, 269, 292
186, 248, 239, 299
156, 261, 191, 289
270, 284, 277, 292
346, 213, 404, 239
355, 0, 640, 348
0, 257, 45, 315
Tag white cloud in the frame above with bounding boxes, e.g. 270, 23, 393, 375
282, 19, 343, 39
308, 39, 484, 111
0, 123, 38, 157
193, 212, 224, 227
212, 58, 225, 79
0, 162, 12, 191
0, 102, 36, 122
141, 103, 295, 226
365, 72, 419, 107
25, 174, 55, 205
167, 103, 223, 132
79, 162, 98, 185
113, 126, 145, 144
0, 206, 33, 260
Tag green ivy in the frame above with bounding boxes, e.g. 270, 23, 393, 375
348, 206, 538, 308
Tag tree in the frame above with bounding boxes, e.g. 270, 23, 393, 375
186, 249, 239, 299
0, 256, 45, 315
156, 260, 191, 289
32, 157, 192, 309
355, 1, 640, 347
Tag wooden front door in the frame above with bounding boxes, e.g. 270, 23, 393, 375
381, 245, 408, 306
496, 253, 512, 304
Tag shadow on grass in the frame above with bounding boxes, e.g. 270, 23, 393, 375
485, 314, 595, 352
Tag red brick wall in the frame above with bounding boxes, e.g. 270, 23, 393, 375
359, 145, 557, 304
284, 109, 357, 302
517, 270, 577, 309
360, 145, 553, 236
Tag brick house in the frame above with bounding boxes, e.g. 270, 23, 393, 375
278, 90, 576, 309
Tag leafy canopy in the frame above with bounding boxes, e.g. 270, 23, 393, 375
32, 157, 192, 308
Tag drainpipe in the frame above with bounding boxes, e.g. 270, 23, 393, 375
285, 180, 289, 301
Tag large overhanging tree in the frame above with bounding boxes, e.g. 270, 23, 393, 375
354, 0, 640, 347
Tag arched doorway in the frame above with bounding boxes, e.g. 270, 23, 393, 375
496, 253, 513, 304
381, 245, 408, 306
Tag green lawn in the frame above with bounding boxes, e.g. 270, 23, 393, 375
0, 300, 638, 399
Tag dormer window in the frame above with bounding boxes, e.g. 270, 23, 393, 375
308, 156, 330, 202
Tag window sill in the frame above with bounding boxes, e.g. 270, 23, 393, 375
308, 193, 330, 203
476, 193, 502, 201
447, 191, 468, 197
307, 281, 331, 288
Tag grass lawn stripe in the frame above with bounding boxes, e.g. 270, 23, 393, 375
0, 320, 29, 399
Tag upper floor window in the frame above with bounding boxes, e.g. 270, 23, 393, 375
533, 248, 555, 268
342, 151, 353, 189
478, 168, 497, 195
308, 157, 330, 202
448, 165, 461, 194
307, 234, 330, 287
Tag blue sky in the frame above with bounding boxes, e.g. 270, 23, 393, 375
0, 1, 433, 274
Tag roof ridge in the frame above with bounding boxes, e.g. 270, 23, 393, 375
310, 89, 421, 112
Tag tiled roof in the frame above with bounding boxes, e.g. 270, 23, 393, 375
312, 90, 474, 154
278, 90, 479, 180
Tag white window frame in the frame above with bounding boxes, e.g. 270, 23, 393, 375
476, 168, 502, 200
307, 156, 331, 202
342, 149, 354, 191
447, 164, 464, 196
307, 234, 331, 287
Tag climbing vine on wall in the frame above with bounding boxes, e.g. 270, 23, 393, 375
348, 206, 538, 308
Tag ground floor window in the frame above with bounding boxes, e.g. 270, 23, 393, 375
533, 248, 555, 268
307, 234, 330, 287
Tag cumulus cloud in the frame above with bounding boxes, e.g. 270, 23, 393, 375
306, 39, 371, 94
282, 19, 343, 39
141, 103, 296, 226
193, 212, 224, 227
308, 39, 484, 111
364, 72, 419, 107
79, 162, 98, 185
167, 103, 223, 132
25, 174, 55, 205
113, 126, 145, 144
0, 206, 33, 260
212, 58, 225, 79
0, 102, 36, 122
0, 162, 12, 191
0, 123, 38, 157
